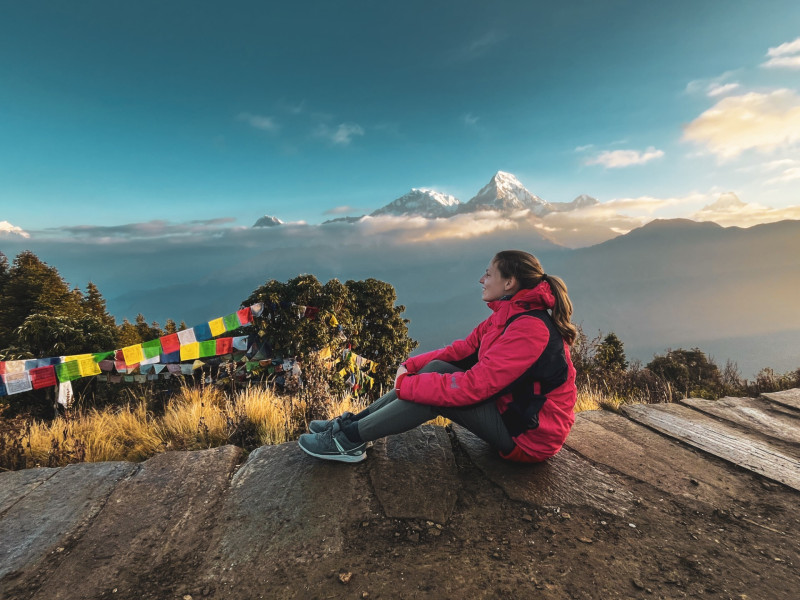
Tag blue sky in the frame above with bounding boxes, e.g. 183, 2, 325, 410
2, 0, 800, 233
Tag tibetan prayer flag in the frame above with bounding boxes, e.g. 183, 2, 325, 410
57, 381, 74, 406
123, 375, 134, 383
97, 374, 108, 382
78, 357, 101, 377
177, 328, 197, 346
160, 333, 180, 354
140, 364, 154, 375
329, 315, 338, 327
5, 360, 25, 374
64, 354, 91, 363
160, 350, 180, 364
140, 354, 160, 366
232, 336, 249, 351
237, 307, 253, 325
142, 339, 162, 360
153, 364, 166, 374
304, 306, 320, 320
134, 374, 146, 383
180, 342, 200, 361
25, 359, 41, 371
209, 317, 226, 337
114, 360, 129, 373
30, 365, 57, 389
180, 364, 194, 375
122, 345, 144, 366
216, 337, 233, 355
3, 372, 33, 395
251, 302, 264, 317
223, 313, 239, 331
109, 375, 122, 384
192, 360, 205, 371
193, 322, 212, 342
0, 379, 6, 396
167, 364, 181, 374
199, 340, 216, 358
56, 361, 82, 382
0, 362, 5, 375
93, 351, 115, 362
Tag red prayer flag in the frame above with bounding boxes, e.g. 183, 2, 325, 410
304, 306, 320, 320
30, 365, 57, 389
0, 362, 5, 375
216, 337, 233, 355
237, 307, 253, 325
160, 333, 181, 354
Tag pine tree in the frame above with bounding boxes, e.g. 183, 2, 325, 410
0, 251, 82, 349
84, 282, 116, 328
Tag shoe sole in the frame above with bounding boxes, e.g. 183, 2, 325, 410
297, 440, 367, 463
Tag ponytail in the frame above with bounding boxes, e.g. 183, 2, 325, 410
493, 250, 577, 346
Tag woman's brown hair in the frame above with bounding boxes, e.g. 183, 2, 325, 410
492, 250, 577, 346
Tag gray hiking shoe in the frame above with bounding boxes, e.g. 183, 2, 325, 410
308, 411, 354, 434
298, 421, 366, 463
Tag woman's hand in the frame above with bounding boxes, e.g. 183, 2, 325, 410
394, 365, 408, 389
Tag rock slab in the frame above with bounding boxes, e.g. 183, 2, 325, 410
453, 424, 635, 516
368, 425, 459, 523
0, 461, 136, 587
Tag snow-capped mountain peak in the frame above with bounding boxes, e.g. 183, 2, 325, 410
549, 194, 599, 212
370, 188, 461, 218
253, 215, 284, 227
463, 171, 551, 215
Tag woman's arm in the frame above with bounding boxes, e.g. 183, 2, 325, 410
402, 320, 487, 374
397, 317, 549, 407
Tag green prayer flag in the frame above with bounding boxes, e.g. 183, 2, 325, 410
246, 361, 259, 372
142, 339, 162, 359
199, 340, 217, 358
223, 313, 240, 331
92, 351, 115, 362
56, 361, 82, 382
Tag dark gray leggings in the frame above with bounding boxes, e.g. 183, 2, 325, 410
356, 360, 515, 454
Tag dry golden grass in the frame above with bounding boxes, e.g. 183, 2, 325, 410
5, 383, 371, 469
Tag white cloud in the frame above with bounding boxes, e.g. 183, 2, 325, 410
685, 71, 740, 97
463, 113, 479, 127
238, 112, 278, 132
0, 220, 30, 238
324, 205, 359, 215
585, 147, 665, 168
692, 195, 800, 227
763, 37, 800, 68
683, 89, 800, 160
765, 166, 800, 185
454, 30, 508, 61
315, 122, 364, 146
707, 82, 740, 97
574, 144, 594, 152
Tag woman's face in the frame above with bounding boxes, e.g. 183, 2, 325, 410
480, 260, 517, 302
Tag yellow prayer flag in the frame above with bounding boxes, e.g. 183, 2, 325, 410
329, 314, 338, 327
338, 368, 348, 377
78, 357, 101, 377
209, 318, 226, 338
317, 346, 332, 361
192, 359, 205, 371
180, 342, 200, 361
64, 353, 92, 363
122, 345, 144, 365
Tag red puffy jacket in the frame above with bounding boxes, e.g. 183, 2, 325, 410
397, 282, 577, 462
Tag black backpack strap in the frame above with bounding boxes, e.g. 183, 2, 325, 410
497, 310, 569, 437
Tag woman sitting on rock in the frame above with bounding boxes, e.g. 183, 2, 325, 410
298, 249, 578, 464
